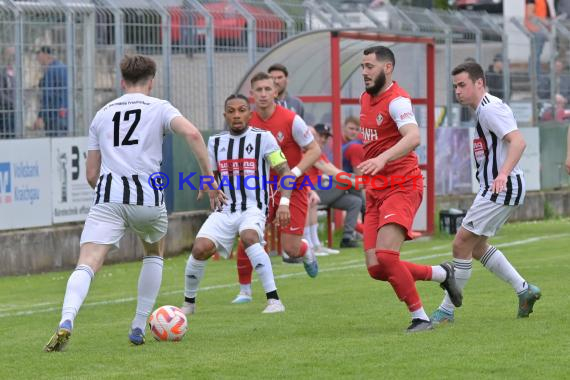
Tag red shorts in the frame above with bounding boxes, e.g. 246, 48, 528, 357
363, 184, 423, 251
268, 187, 308, 236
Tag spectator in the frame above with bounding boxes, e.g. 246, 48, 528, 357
540, 94, 570, 121
341, 116, 364, 175
268, 63, 305, 118
308, 123, 363, 248
486, 53, 507, 100
538, 58, 570, 100
0, 46, 15, 138
34, 46, 68, 137
525, 0, 555, 77
556, 0, 570, 64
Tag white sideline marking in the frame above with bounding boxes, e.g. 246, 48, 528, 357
0, 233, 568, 318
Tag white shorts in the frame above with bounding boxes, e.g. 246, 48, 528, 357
461, 194, 518, 237
80, 203, 168, 248
196, 208, 266, 259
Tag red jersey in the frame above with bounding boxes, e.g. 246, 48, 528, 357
359, 81, 419, 177
250, 105, 313, 183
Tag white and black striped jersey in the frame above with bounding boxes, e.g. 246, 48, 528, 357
209, 127, 282, 214
88, 93, 182, 207
474, 93, 525, 205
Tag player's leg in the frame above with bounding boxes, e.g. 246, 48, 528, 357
124, 204, 169, 345
45, 203, 123, 352
185, 212, 235, 313
431, 227, 483, 324
239, 212, 284, 313
280, 189, 318, 277
472, 235, 541, 318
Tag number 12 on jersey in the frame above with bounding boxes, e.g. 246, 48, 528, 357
113, 109, 141, 147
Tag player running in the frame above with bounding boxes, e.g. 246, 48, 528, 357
182, 94, 294, 314
44, 55, 223, 351
358, 46, 462, 332
431, 62, 541, 324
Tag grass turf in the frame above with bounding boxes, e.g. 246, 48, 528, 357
0, 219, 569, 379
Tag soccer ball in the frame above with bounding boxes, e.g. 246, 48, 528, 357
149, 305, 188, 341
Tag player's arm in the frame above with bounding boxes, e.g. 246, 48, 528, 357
484, 103, 526, 193
86, 150, 101, 189
291, 115, 321, 177
358, 97, 420, 176
491, 130, 526, 194
315, 159, 356, 188
267, 148, 292, 227
565, 126, 570, 175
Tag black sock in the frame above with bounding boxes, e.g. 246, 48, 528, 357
184, 296, 195, 304
266, 290, 279, 300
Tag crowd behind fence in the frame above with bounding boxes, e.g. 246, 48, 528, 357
0, 0, 570, 140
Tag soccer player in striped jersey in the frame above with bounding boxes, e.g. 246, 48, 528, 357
231, 72, 322, 304
182, 94, 294, 314
45, 55, 223, 351
431, 62, 541, 324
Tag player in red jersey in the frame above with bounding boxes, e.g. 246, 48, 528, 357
231, 72, 321, 304
358, 46, 462, 332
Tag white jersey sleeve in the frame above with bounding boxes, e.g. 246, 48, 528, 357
479, 102, 517, 139
207, 136, 217, 171
291, 115, 314, 148
161, 101, 183, 134
262, 131, 281, 157
389, 96, 418, 129
87, 114, 100, 150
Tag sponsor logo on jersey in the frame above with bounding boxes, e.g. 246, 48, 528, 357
361, 128, 379, 142
219, 158, 257, 173
376, 113, 383, 126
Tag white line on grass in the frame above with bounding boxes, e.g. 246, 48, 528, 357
1, 233, 567, 318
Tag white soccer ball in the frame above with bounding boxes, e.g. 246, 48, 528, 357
149, 305, 188, 341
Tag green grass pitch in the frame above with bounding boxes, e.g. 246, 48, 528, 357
0, 219, 569, 379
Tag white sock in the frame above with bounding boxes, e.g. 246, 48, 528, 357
481, 246, 528, 295
246, 243, 276, 293
131, 256, 163, 331
60, 264, 94, 327
304, 226, 313, 248
239, 284, 252, 295
184, 255, 206, 299
310, 224, 321, 248
411, 307, 429, 321
439, 258, 472, 313
430, 266, 447, 283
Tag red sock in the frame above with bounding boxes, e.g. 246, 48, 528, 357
375, 249, 422, 312
355, 223, 364, 234
236, 241, 252, 285
402, 261, 432, 281
298, 239, 308, 257
367, 264, 387, 281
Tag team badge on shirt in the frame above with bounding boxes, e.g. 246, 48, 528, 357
376, 113, 383, 126
246, 143, 254, 154
276, 131, 285, 142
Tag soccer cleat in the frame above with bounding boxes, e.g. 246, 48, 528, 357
44, 320, 72, 352
282, 251, 303, 264
313, 247, 329, 257
517, 284, 541, 318
406, 318, 433, 333
340, 238, 359, 248
321, 246, 340, 255
430, 308, 455, 325
300, 239, 319, 278
262, 299, 285, 313
128, 327, 145, 345
181, 302, 196, 315
231, 292, 253, 304
439, 262, 463, 308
